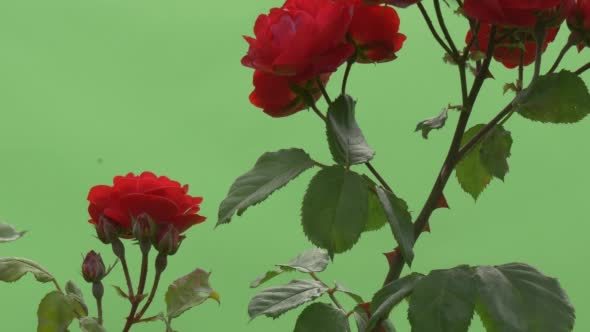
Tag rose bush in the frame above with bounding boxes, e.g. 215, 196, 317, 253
87, 171, 206, 235
466, 24, 558, 68
463, 0, 573, 27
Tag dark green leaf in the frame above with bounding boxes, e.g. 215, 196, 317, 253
302, 166, 369, 257
479, 126, 513, 181
375, 186, 414, 265
475, 263, 575, 332
165, 268, 220, 319
327, 95, 375, 166
365, 188, 388, 232
415, 108, 449, 139
408, 266, 477, 332
37, 291, 76, 332
515, 71, 590, 123
456, 124, 492, 200
79, 317, 106, 332
218, 148, 316, 225
368, 273, 423, 330
0, 257, 54, 283
248, 279, 328, 319
353, 306, 397, 332
0, 222, 26, 243
294, 303, 351, 332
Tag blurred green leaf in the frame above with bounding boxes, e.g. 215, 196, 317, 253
415, 108, 449, 139
65, 280, 88, 317
79, 317, 106, 332
0, 223, 26, 243
218, 148, 316, 225
165, 268, 219, 319
37, 291, 75, 332
302, 166, 369, 257
0, 257, 54, 283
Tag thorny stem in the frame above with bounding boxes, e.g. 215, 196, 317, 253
136, 255, 166, 319
548, 40, 574, 74
417, 3, 453, 56
309, 272, 345, 311
122, 249, 150, 332
112, 239, 134, 297
433, 0, 459, 57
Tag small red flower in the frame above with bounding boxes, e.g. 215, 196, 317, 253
466, 24, 558, 68
249, 71, 330, 117
242, 0, 355, 79
463, 0, 573, 28
348, 1, 407, 63
567, 0, 590, 50
87, 172, 206, 235
365, 0, 421, 7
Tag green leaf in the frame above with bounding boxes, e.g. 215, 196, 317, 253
515, 71, 590, 123
251, 248, 330, 288
334, 283, 363, 304
294, 303, 351, 332
37, 291, 76, 332
365, 187, 388, 232
79, 317, 106, 332
0, 222, 26, 243
327, 95, 375, 166
218, 148, 316, 225
456, 125, 513, 199
112, 285, 129, 299
456, 124, 492, 200
474, 263, 575, 332
353, 305, 397, 332
368, 273, 423, 330
302, 166, 369, 257
375, 186, 414, 265
65, 280, 88, 317
0, 257, 54, 283
251, 266, 286, 289
479, 126, 513, 181
277, 248, 330, 273
408, 266, 477, 332
415, 108, 449, 139
248, 279, 328, 319
165, 268, 220, 319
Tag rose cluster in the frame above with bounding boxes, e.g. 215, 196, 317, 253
464, 0, 590, 68
242, 0, 407, 117
87, 171, 206, 255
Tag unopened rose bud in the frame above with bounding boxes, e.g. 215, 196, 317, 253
82, 251, 106, 283
96, 215, 119, 244
153, 225, 182, 256
132, 213, 156, 253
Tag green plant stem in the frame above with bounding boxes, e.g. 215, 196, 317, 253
136, 265, 164, 319
533, 25, 547, 81
97, 295, 103, 325
316, 78, 332, 105
383, 26, 498, 285
309, 272, 345, 311
575, 62, 590, 75
112, 240, 135, 297
122, 249, 150, 332
342, 59, 354, 95
548, 40, 574, 74
417, 3, 453, 56
433, 0, 459, 57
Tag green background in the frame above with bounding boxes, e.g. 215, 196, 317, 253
0, 0, 587, 331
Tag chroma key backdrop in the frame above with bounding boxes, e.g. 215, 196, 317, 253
0, 0, 588, 331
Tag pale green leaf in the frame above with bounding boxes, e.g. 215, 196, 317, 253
165, 268, 219, 319
248, 279, 328, 319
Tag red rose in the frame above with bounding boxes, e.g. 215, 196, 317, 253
249, 70, 330, 117
348, 1, 406, 63
87, 172, 206, 235
567, 0, 590, 50
242, 0, 354, 79
365, 0, 421, 7
463, 0, 572, 27
466, 24, 558, 68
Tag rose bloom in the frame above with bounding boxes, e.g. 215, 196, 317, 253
242, 0, 354, 79
567, 0, 590, 50
87, 172, 206, 235
466, 24, 558, 68
463, 0, 573, 27
348, 0, 406, 63
364, 0, 421, 7
249, 71, 330, 117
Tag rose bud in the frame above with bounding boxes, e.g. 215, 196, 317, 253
567, 0, 590, 50
153, 225, 183, 256
348, 1, 406, 63
95, 215, 119, 244
82, 251, 106, 283
132, 213, 156, 251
